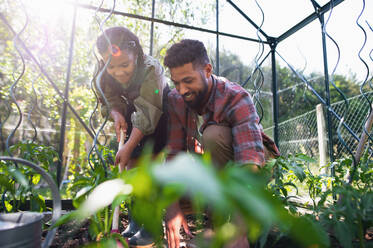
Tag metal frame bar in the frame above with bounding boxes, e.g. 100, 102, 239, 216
216, 0, 220, 75
270, 44, 279, 147
68, 2, 268, 44
0, 13, 95, 141
319, 13, 335, 163
225, 0, 346, 154
226, 0, 269, 40
57, 3, 78, 187
242, 50, 271, 88
149, 0, 155, 56
277, 0, 345, 43
275, 51, 361, 144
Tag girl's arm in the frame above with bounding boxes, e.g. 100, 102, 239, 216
115, 127, 144, 170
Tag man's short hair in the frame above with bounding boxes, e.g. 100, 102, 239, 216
164, 39, 210, 69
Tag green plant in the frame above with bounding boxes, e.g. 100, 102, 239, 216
267, 152, 373, 247
317, 153, 373, 248
0, 141, 60, 212
56, 152, 330, 248
55, 145, 133, 247
265, 154, 315, 215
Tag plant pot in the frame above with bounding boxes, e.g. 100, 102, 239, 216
0, 156, 62, 248
0, 212, 44, 248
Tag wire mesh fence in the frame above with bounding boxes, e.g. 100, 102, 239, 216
265, 92, 373, 160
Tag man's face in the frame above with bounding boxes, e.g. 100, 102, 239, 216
170, 62, 209, 109
102, 49, 137, 85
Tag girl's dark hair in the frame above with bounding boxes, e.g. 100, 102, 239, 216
164, 39, 209, 69
96, 26, 145, 67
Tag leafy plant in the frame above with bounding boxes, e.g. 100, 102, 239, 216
267, 152, 373, 247
55, 145, 134, 246
56, 152, 330, 248
0, 141, 59, 212
317, 153, 373, 248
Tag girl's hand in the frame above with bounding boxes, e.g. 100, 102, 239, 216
111, 110, 127, 142
115, 144, 132, 171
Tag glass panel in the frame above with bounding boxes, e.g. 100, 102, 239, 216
155, 0, 216, 30
225, 0, 315, 38
219, 36, 273, 128
219, 0, 261, 39
152, 23, 216, 84
86, 0, 152, 17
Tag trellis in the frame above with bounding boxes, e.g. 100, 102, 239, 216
0, 0, 372, 187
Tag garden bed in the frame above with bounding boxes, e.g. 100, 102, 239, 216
44, 212, 373, 248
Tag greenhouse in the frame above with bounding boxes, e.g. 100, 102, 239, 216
0, 0, 372, 247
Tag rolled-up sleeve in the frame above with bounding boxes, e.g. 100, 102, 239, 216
131, 58, 165, 135
132, 96, 163, 135
227, 92, 264, 166
166, 93, 186, 158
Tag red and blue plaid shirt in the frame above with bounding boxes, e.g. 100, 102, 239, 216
167, 75, 266, 166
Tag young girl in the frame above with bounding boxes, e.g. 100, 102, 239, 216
95, 26, 168, 248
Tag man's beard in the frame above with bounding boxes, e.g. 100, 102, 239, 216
183, 73, 208, 109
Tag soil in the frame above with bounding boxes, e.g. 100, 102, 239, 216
43, 214, 373, 248
43, 213, 203, 248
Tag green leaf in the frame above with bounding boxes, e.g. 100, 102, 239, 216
4, 201, 13, 212
152, 153, 227, 211
109, 233, 129, 248
96, 238, 118, 248
76, 186, 93, 199
53, 211, 79, 228
0, 174, 14, 192
279, 185, 288, 197
80, 179, 132, 217
71, 177, 92, 189
30, 193, 46, 212
288, 163, 306, 182
283, 182, 298, 194
32, 174, 41, 185
88, 218, 100, 239
112, 194, 128, 209
287, 216, 330, 248
9, 168, 28, 188
295, 154, 316, 163
334, 221, 353, 248
73, 186, 93, 208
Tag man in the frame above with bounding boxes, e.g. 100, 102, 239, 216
163, 39, 279, 248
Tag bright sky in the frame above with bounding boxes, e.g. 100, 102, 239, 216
22, 0, 372, 84
217, 0, 373, 83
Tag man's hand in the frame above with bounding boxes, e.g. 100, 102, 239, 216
111, 110, 127, 142
115, 143, 132, 171
165, 202, 193, 248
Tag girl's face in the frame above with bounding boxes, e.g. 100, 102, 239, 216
103, 49, 137, 85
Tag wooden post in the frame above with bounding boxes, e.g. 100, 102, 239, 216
316, 104, 328, 173
354, 105, 373, 163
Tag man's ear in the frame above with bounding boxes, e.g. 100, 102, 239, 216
204, 63, 213, 78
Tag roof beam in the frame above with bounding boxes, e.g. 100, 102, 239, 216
69, 2, 269, 44
226, 0, 269, 40
277, 0, 345, 43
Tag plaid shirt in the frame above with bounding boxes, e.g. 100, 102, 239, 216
167, 75, 266, 166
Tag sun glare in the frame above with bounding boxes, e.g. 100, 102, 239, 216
26, 0, 74, 27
